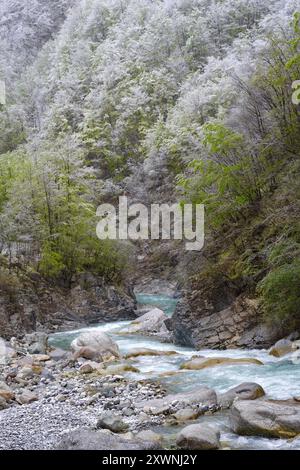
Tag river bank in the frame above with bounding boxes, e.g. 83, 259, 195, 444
0, 293, 300, 450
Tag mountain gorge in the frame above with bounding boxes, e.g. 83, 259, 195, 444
0, 0, 300, 344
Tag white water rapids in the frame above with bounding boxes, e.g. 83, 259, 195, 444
49, 293, 300, 450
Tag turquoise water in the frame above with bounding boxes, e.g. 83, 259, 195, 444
49, 293, 300, 450
49, 293, 300, 399
135, 293, 178, 316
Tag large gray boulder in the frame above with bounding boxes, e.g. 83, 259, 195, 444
269, 339, 294, 357
230, 399, 300, 438
218, 382, 265, 409
56, 429, 160, 450
71, 331, 120, 360
176, 424, 220, 450
122, 308, 168, 335
96, 412, 129, 433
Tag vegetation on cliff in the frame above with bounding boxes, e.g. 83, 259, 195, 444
0, 0, 299, 332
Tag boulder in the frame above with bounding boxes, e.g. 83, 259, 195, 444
124, 348, 177, 359
73, 346, 103, 362
49, 348, 70, 361
292, 339, 300, 348
25, 332, 48, 355
79, 363, 94, 374
173, 408, 200, 422
79, 361, 104, 374
41, 368, 55, 381
122, 308, 168, 335
17, 356, 34, 367
269, 339, 294, 357
218, 382, 265, 409
136, 387, 217, 415
56, 429, 159, 450
16, 390, 38, 405
16, 365, 42, 381
96, 411, 129, 433
180, 357, 263, 370
176, 424, 220, 450
71, 331, 120, 361
230, 399, 300, 438
0, 387, 15, 401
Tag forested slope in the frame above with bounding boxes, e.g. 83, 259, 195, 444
0, 0, 299, 343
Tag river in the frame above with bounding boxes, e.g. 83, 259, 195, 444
49, 293, 300, 450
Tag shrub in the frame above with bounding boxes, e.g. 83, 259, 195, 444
258, 261, 300, 327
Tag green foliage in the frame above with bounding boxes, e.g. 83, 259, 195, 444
286, 12, 300, 69
0, 2, 299, 332
258, 261, 300, 327
268, 239, 300, 268
0, 266, 20, 303
0, 114, 27, 154
40, 235, 127, 287
39, 245, 65, 279
202, 123, 243, 155
0, 138, 128, 288
177, 123, 263, 227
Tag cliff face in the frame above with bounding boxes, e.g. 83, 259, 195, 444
0, 269, 136, 339
168, 292, 281, 350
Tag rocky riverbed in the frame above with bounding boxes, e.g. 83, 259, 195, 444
1, 294, 300, 451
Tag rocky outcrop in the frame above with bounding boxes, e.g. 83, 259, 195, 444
176, 424, 220, 450
167, 283, 281, 349
0, 269, 136, 339
67, 274, 136, 324
230, 399, 300, 438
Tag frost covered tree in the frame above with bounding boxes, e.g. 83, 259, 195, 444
0, 0, 299, 307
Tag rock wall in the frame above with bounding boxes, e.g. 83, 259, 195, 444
167, 283, 282, 350
0, 272, 136, 339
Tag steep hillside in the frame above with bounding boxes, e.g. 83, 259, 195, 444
0, 0, 299, 344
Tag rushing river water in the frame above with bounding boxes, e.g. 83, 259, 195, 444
49, 293, 300, 450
